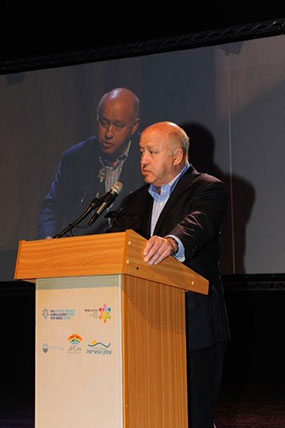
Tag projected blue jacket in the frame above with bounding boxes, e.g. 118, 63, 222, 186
37, 133, 143, 239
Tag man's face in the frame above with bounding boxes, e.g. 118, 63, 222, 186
97, 98, 139, 160
140, 129, 178, 188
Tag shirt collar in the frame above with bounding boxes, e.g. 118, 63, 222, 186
148, 161, 190, 201
100, 140, 131, 168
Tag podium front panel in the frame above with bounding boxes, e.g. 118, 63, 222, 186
35, 275, 123, 428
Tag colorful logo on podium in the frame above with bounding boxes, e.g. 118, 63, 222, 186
68, 334, 82, 345
87, 340, 112, 355
67, 333, 82, 354
99, 304, 112, 323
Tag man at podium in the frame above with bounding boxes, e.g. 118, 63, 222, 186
109, 121, 231, 428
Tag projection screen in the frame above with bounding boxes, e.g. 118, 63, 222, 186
1, 33, 285, 280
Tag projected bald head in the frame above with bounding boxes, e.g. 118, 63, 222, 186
97, 88, 140, 162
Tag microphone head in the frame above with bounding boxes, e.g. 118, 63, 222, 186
98, 168, 107, 182
112, 181, 123, 195
87, 182, 123, 226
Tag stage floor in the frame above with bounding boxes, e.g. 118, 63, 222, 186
0, 383, 284, 427
215, 383, 285, 428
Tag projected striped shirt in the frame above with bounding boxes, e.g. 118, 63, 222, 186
99, 141, 131, 193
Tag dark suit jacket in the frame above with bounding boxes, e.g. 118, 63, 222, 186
37, 133, 144, 238
109, 164, 231, 350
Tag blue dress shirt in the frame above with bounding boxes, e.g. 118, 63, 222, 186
148, 161, 189, 261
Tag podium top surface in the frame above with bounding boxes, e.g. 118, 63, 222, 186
14, 230, 208, 294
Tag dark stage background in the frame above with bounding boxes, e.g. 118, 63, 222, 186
1, 3, 285, 424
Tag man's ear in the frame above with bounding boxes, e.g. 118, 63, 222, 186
131, 118, 140, 135
173, 147, 184, 165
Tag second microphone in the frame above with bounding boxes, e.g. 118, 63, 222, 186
88, 181, 123, 226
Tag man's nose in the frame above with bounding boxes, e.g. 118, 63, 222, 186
140, 152, 149, 166
105, 124, 114, 139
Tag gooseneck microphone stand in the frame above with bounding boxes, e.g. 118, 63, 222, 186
53, 197, 100, 238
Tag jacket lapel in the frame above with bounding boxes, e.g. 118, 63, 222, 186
153, 164, 198, 235
143, 189, 154, 239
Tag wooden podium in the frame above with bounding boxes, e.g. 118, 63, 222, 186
14, 229, 208, 428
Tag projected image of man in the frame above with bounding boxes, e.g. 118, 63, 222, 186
37, 88, 144, 238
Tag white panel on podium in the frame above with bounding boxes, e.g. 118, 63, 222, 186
35, 275, 123, 428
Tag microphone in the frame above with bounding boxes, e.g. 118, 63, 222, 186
98, 167, 107, 183
88, 181, 123, 226
95, 167, 107, 198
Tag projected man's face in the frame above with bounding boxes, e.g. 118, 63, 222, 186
97, 93, 139, 162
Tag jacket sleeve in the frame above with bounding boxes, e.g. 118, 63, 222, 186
37, 151, 75, 239
169, 179, 229, 261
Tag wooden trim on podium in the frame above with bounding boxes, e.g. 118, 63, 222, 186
14, 232, 127, 280
14, 230, 208, 294
123, 230, 208, 294
122, 275, 188, 428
